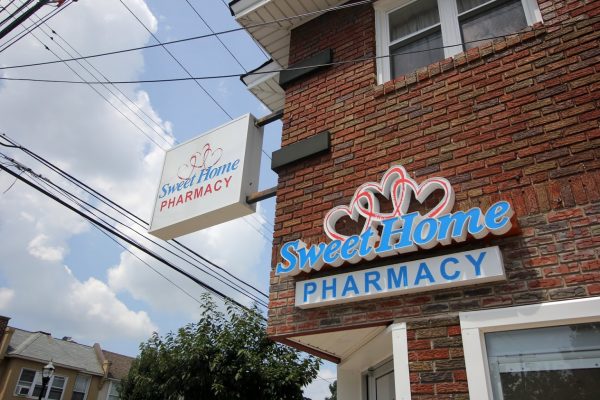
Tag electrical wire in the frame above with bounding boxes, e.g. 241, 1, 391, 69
26, 166, 208, 308
0, 0, 33, 29
117, 0, 232, 120
18, 2, 174, 148
0, 133, 269, 302
0, 0, 72, 53
0, 0, 374, 70
183, 0, 247, 73
0, 158, 264, 316
0, 18, 567, 86
39, 36, 169, 150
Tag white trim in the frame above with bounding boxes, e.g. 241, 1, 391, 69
373, 0, 543, 84
72, 374, 91, 400
106, 380, 121, 400
460, 297, 600, 400
391, 322, 411, 400
14, 368, 68, 400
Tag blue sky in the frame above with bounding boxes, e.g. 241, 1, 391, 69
0, 0, 335, 398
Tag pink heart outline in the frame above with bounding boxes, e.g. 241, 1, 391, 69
176, 143, 224, 181
323, 165, 455, 241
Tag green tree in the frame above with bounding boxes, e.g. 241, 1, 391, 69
325, 380, 337, 400
120, 295, 321, 400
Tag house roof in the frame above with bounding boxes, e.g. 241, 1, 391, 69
229, 0, 345, 111
7, 328, 104, 376
102, 350, 134, 380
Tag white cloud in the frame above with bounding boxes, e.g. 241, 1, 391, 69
0, 0, 273, 350
0, 0, 165, 344
28, 234, 66, 262
0, 288, 15, 310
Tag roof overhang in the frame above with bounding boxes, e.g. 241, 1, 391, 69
241, 60, 285, 112
5, 354, 104, 376
230, 0, 347, 110
276, 324, 389, 363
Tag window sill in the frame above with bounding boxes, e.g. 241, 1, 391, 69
373, 22, 546, 99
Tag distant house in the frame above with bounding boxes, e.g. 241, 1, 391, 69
0, 316, 134, 400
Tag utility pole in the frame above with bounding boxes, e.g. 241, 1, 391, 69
0, 0, 66, 41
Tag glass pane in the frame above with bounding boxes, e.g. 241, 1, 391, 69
18, 369, 36, 384
457, 0, 493, 14
109, 382, 121, 396
375, 370, 395, 400
72, 393, 85, 400
51, 376, 65, 389
486, 323, 600, 400
389, 0, 440, 42
390, 29, 444, 77
48, 387, 63, 400
32, 384, 47, 398
73, 375, 90, 392
486, 323, 600, 357
500, 369, 600, 400
460, 0, 527, 50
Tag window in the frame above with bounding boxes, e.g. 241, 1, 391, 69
366, 359, 395, 400
15, 369, 35, 396
107, 381, 121, 400
14, 369, 67, 400
72, 374, 91, 400
486, 323, 600, 400
374, 0, 542, 83
461, 297, 600, 400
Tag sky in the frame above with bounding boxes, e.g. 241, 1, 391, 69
0, 0, 335, 398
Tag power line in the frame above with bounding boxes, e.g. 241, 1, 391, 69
0, 158, 264, 316
213, 0, 270, 60
117, 0, 232, 119
0, 0, 374, 70
0, 23, 554, 84
24, 3, 174, 148
0, 0, 72, 53
0, 133, 269, 302
4, 1, 171, 150
0, 0, 33, 29
183, 0, 247, 73
26, 167, 207, 308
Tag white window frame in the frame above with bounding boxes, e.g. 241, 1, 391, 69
460, 297, 600, 400
337, 322, 411, 400
14, 368, 68, 400
106, 380, 121, 400
374, 0, 543, 84
72, 374, 91, 400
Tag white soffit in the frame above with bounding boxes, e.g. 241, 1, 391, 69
242, 60, 285, 112
288, 325, 387, 360
230, 0, 346, 68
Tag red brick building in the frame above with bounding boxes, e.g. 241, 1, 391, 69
231, 0, 599, 399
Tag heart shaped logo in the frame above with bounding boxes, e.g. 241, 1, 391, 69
323, 165, 455, 241
177, 143, 223, 180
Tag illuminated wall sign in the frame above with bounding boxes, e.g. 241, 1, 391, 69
296, 246, 505, 308
149, 114, 263, 240
276, 165, 514, 276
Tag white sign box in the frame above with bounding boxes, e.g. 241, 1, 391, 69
149, 114, 263, 240
295, 246, 505, 308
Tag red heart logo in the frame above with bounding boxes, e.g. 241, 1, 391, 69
323, 165, 455, 241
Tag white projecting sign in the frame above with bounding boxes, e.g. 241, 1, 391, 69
295, 246, 505, 308
149, 114, 263, 240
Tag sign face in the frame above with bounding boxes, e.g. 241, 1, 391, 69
149, 114, 263, 240
295, 246, 505, 308
276, 165, 514, 277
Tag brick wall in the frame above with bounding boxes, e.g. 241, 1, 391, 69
269, 0, 599, 396
0, 316, 9, 338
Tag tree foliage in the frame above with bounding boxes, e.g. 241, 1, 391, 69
120, 295, 321, 400
325, 380, 337, 400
